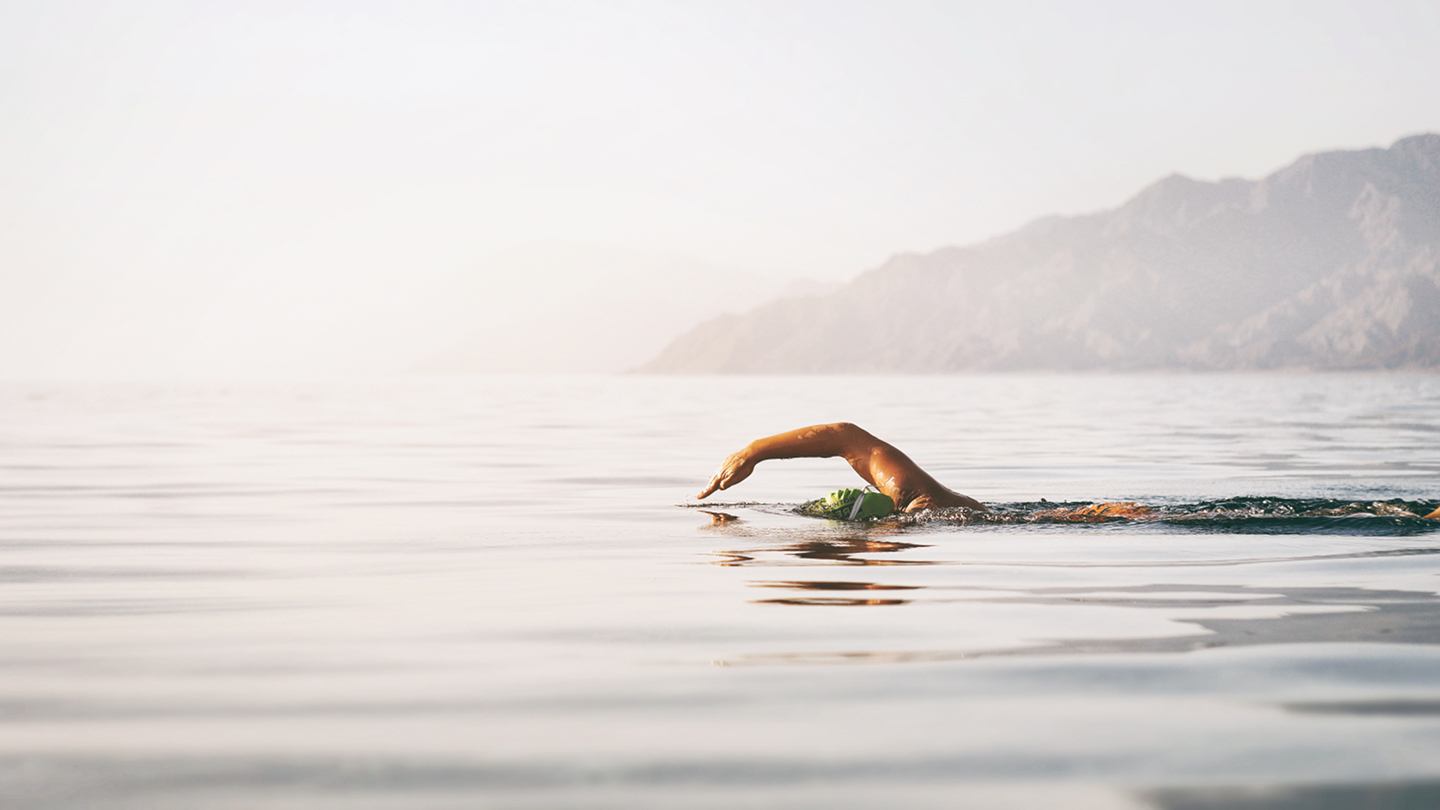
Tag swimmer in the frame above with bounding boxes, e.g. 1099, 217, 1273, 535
696, 422, 985, 514
696, 422, 1440, 522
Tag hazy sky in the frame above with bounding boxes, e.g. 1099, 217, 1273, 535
3, 0, 1438, 378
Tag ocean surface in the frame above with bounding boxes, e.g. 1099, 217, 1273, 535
2, 373, 1439, 809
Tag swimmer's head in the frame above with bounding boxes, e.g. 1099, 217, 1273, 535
801, 487, 895, 520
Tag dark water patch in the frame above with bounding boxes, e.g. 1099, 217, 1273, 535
1145, 780, 1440, 810
1283, 700, 1440, 717
1356, 420, 1440, 434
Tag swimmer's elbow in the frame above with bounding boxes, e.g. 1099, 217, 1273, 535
828, 421, 879, 450
830, 422, 873, 441
829, 422, 883, 466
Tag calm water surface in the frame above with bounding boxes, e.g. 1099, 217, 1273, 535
2, 374, 1439, 809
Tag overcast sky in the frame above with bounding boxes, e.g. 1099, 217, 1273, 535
3, 0, 1438, 379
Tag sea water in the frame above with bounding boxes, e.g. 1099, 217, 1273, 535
1, 374, 1438, 809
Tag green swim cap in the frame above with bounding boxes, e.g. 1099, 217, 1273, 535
803, 487, 895, 520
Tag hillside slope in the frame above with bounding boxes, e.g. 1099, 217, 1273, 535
642, 134, 1440, 372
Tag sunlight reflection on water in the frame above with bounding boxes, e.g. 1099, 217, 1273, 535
0, 374, 1438, 809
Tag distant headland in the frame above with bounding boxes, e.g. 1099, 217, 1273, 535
641, 134, 1440, 372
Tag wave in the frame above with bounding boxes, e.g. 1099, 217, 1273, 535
688, 496, 1440, 534
894, 497, 1440, 535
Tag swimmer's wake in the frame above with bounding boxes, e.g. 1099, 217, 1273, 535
689, 498, 1440, 535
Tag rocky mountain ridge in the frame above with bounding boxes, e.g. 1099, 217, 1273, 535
642, 134, 1440, 372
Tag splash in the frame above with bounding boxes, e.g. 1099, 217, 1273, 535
687, 497, 1440, 535
888, 497, 1440, 535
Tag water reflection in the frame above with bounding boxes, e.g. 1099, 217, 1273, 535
713, 535, 936, 568
732, 581, 1440, 665
1283, 699, 1440, 716
698, 512, 1440, 665
697, 510, 740, 527
1144, 780, 1440, 810
751, 580, 921, 607
700, 511, 936, 567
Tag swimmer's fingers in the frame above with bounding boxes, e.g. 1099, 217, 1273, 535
696, 468, 738, 499
696, 451, 754, 499
696, 475, 722, 499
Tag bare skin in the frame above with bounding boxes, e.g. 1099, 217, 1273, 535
696, 422, 986, 513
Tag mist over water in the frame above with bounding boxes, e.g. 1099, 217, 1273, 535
2, 373, 1439, 809
6, 3, 1439, 806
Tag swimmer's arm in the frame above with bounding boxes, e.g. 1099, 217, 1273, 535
696, 423, 984, 513
696, 422, 867, 499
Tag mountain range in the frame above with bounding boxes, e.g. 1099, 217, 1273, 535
641, 134, 1440, 372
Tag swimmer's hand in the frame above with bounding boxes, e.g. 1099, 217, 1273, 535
697, 446, 757, 499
